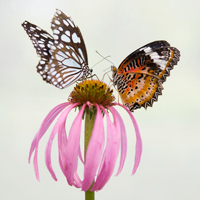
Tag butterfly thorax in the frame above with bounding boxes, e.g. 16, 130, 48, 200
80, 65, 93, 80
111, 65, 131, 89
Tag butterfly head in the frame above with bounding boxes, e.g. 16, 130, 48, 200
84, 66, 93, 78
89, 69, 93, 74
111, 66, 117, 78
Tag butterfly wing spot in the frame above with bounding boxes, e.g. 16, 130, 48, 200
67, 19, 75, 28
35, 26, 41, 31
112, 40, 180, 111
65, 30, 70, 36
39, 44, 45, 48
58, 26, 63, 31
40, 60, 45, 65
72, 33, 81, 43
53, 29, 60, 34
62, 58, 80, 67
71, 52, 79, 61
51, 45, 56, 50
54, 19, 60, 25
57, 50, 68, 59
55, 73, 60, 78
61, 34, 70, 43
56, 9, 62, 15
78, 48, 85, 61
51, 71, 57, 76
139, 46, 152, 53
55, 54, 63, 61
63, 19, 69, 26
49, 68, 55, 73
57, 77, 62, 82
54, 34, 59, 40
58, 43, 64, 48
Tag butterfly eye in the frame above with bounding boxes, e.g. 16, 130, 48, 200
111, 66, 117, 72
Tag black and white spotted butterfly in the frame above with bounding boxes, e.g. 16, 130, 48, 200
22, 9, 92, 89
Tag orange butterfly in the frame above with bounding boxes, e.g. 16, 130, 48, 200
112, 41, 180, 111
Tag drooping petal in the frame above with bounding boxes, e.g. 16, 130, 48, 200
91, 106, 120, 191
110, 107, 127, 176
82, 104, 105, 191
45, 123, 59, 181
73, 171, 82, 188
78, 145, 84, 164
45, 103, 79, 181
29, 102, 71, 163
116, 103, 142, 175
31, 102, 71, 181
57, 122, 68, 178
65, 104, 86, 185
57, 103, 80, 179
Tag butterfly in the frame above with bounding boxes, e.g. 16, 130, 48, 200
111, 40, 180, 111
22, 9, 92, 89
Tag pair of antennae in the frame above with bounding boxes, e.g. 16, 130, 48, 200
92, 51, 114, 72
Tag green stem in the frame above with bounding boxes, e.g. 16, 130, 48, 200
84, 106, 96, 200
85, 190, 95, 200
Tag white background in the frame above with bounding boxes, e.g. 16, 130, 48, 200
1, 0, 200, 199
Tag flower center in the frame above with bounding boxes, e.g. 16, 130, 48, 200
68, 80, 115, 107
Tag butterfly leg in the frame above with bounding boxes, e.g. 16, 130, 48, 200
89, 74, 99, 80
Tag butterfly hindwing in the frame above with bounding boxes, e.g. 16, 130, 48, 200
21, 21, 54, 83
112, 40, 180, 111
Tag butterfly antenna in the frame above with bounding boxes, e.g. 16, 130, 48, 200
91, 55, 111, 69
103, 67, 112, 72
95, 51, 115, 66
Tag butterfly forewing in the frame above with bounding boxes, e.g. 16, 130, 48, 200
46, 9, 90, 89
22, 21, 54, 82
51, 9, 88, 63
113, 40, 180, 111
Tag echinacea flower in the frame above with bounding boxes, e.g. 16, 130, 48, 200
29, 80, 142, 193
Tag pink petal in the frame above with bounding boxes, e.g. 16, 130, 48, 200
57, 123, 68, 178
45, 103, 79, 181
57, 103, 79, 178
73, 171, 82, 188
78, 145, 84, 164
91, 106, 120, 191
31, 102, 71, 181
65, 104, 86, 185
45, 123, 59, 181
82, 104, 105, 191
29, 102, 71, 163
110, 107, 127, 176
117, 103, 142, 175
